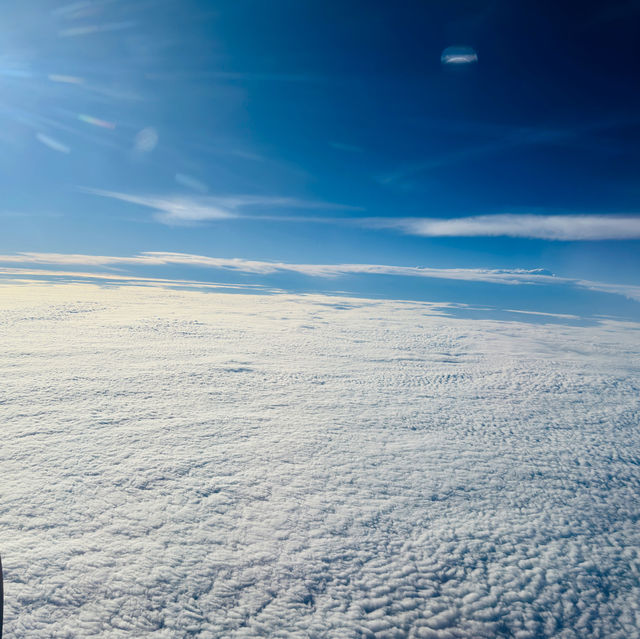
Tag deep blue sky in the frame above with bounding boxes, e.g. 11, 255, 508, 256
1, 0, 640, 317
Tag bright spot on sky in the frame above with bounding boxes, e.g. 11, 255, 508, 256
134, 127, 158, 153
78, 114, 116, 130
441, 46, 478, 64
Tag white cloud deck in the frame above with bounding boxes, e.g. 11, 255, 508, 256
1, 283, 639, 638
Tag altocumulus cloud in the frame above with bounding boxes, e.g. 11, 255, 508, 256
371, 214, 640, 241
1, 281, 640, 637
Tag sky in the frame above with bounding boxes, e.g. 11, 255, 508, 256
1, 0, 640, 317
3, 4, 640, 635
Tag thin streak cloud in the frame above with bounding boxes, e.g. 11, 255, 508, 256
82, 188, 362, 225
380, 117, 639, 185
81, 189, 640, 241
371, 214, 640, 241
0, 251, 553, 282
2, 251, 640, 302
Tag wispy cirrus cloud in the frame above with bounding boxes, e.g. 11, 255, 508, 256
369, 214, 640, 241
82, 188, 640, 241
0, 250, 552, 282
82, 188, 362, 225
83, 189, 235, 224
2, 251, 640, 302
380, 116, 640, 185
379, 126, 577, 185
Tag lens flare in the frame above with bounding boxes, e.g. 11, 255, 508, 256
441, 46, 478, 65
134, 127, 158, 152
36, 132, 70, 154
78, 113, 116, 129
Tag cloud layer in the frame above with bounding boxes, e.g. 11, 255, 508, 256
0, 250, 557, 283
82, 188, 640, 241
83, 188, 361, 225
372, 214, 640, 241
2, 283, 640, 637
2, 251, 640, 303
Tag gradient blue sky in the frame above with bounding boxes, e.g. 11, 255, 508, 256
2, 0, 640, 319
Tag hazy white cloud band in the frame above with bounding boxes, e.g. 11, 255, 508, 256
372, 214, 640, 241
82, 188, 640, 240
82, 188, 361, 225
2, 251, 640, 302
0, 251, 557, 283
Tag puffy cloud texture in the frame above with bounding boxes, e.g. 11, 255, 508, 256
1, 282, 640, 637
